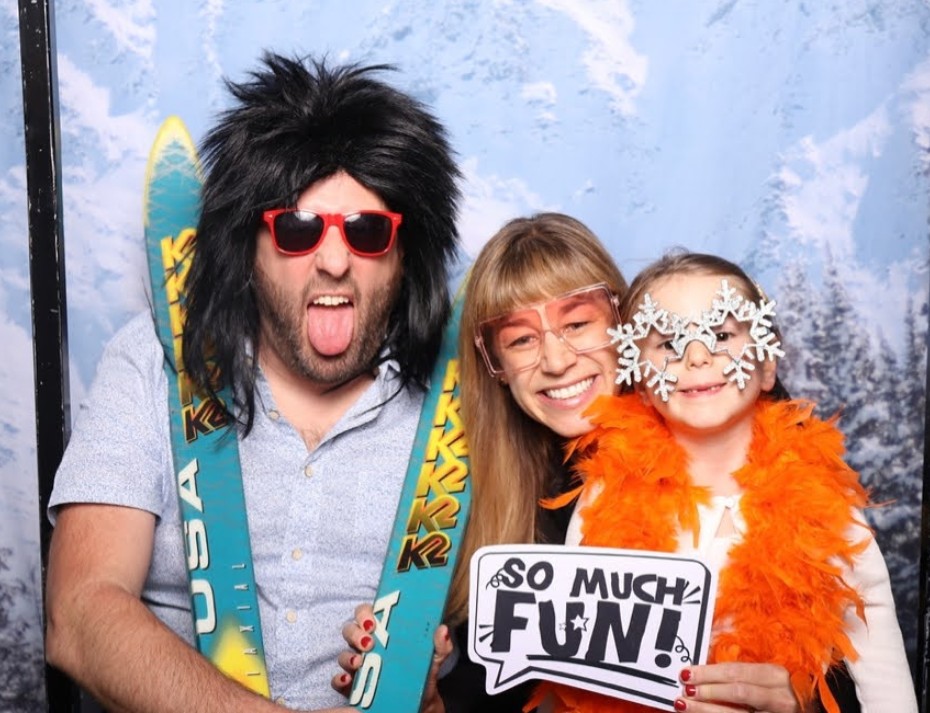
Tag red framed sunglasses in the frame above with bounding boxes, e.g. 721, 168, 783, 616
261, 209, 403, 257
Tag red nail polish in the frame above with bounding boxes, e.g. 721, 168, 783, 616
684, 684, 696, 697
362, 618, 375, 632
674, 699, 687, 712
680, 668, 692, 682
360, 635, 372, 649
341, 673, 350, 685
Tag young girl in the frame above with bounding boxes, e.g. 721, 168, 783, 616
536, 252, 915, 713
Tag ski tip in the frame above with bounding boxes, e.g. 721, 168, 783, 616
143, 116, 202, 226
150, 115, 197, 159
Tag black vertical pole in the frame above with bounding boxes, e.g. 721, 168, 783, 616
17, 0, 80, 710
918, 283, 930, 711
919, 392, 930, 713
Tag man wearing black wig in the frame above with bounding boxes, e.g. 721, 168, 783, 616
45, 53, 461, 711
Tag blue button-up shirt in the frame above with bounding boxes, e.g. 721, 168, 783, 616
51, 311, 424, 708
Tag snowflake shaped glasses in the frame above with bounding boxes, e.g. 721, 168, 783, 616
610, 279, 785, 402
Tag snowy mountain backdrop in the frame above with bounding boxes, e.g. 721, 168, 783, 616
2, 1, 928, 709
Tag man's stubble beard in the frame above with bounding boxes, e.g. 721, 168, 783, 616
253, 269, 403, 387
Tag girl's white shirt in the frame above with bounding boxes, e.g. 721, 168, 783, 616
566, 483, 918, 713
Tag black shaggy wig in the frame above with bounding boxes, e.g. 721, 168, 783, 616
182, 52, 462, 430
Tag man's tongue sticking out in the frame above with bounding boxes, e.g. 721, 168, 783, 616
307, 300, 354, 356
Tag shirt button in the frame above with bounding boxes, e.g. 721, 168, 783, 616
268, 409, 281, 421
303, 464, 313, 478
292, 548, 303, 561
286, 610, 297, 623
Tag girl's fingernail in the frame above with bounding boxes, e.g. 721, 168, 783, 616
684, 684, 696, 697
341, 673, 350, 685
350, 654, 360, 668
360, 635, 373, 649
680, 668, 692, 682
362, 618, 375, 632
674, 700, 687, 712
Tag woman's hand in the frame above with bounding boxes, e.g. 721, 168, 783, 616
331, 603, 453, 713
673, 663, 804, 713
331, 603, 376, 695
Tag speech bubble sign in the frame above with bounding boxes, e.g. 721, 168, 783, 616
468, 545, 716, 710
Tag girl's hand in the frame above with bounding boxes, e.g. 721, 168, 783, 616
673, 663, 805, 713
331, 603, 453, 713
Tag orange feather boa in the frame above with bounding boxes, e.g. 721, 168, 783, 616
528, 395, 869, 713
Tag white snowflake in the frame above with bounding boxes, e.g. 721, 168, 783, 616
724, 352, 756, 389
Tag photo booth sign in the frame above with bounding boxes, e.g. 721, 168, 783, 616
468, 546, 717, 710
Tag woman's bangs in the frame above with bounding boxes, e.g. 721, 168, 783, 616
481, 252, 604, 320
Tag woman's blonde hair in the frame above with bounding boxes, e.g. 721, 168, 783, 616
445, 212, 627, 624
